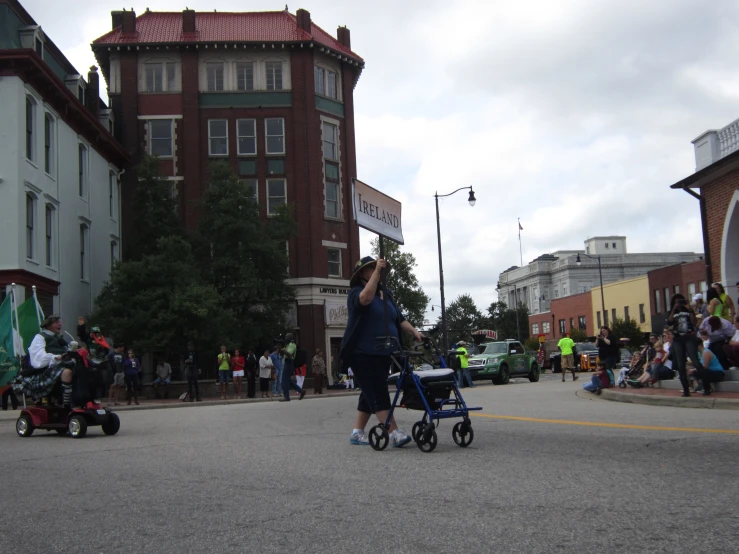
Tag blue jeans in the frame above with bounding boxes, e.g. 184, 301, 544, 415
272, 365, 283, 394
583, 375, 602, 393
282, 359, 302, 400
457, 367, 474, 387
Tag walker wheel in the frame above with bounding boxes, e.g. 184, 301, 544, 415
412, 421, 424, 443
619, 382, 627, 389
416, 426, 437, 453
452, 421, 474, 447
368, 425, 389, 451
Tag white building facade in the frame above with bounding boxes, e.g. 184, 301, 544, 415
0, 1, 127, 321
497, 236, 704, 315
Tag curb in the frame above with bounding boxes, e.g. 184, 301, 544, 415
599, 389, 739, 410
0, 390, 362, 425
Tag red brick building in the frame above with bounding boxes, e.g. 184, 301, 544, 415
647, 260, 707, 333
91, 8, 364, 379
528, 291, 593, 339
672, 123, 739, 299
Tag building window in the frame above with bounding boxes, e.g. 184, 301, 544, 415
542, 321, 550, 334
559, 319, 566, 335
554, 288, 559, 299
78, 144, 88, 198
639, 304, 645, 324
314, 65, 339, 99
688, 283, 696, 297
109, 171, 117, 219
611, 308, 616, 324
699, 280, 707, 295
238, 159, 257, 177
265, 61, 283, 90
664, 287, 670, 312
597, 311, 602, 328
326, 181, 340, 219
236, 62, 254, 91
44, 114, 54, 175
605, 243, 609, 249
26, 96, 35, 162
532, 323, 539, 335
265, 118, 285, 154
267, 158, 285, 175
145, 62, 176, 92
110, 240, 118, 269
239, 179, 258, 201
208, 119, 228, 156
267, 178, 287, 215
323, 122, 340, 219
327, 248, 342, 277
35, 37, 43, 57
148, 120, 173, 157
569, 317, 574, 330
624, 306, 630, 321
654, 289, 661, 313
673, 285, 680, 294
26, 194, 35, 259
562, 283, 568, 297
45, 204, 53, 267
323, 122, 338, 160
206, 62, 225, 91
237, 119, 256, 155
578, 316, 586, 330
79, 224, 88, 280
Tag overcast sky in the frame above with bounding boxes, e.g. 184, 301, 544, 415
22, 0, 739, 323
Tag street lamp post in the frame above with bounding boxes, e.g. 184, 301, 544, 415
576, 253, 606, 327
435, 187, 476, 353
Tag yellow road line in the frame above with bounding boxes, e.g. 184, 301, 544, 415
470, 413, 739, 434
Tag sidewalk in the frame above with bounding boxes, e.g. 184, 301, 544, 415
600, 386, 739, 410
0, 388, 361, 423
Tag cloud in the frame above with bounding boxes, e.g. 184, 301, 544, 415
23, 0, 737, 324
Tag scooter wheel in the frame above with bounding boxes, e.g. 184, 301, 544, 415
68, 415, 88, 439
368, 425, 389, 451
102, 413, 120, 436
412, 421, 424, 443
16, 415, 34, 437
452, 421, 474, 447
619, 382, 627, 389
416, 425, 437, 453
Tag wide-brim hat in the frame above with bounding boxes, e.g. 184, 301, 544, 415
350, 256, 391, 286
41, 315, 61, 329
457, 341, 468, 346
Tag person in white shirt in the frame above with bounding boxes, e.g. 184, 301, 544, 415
258, 350, 274, 398
13, 316, 75, 407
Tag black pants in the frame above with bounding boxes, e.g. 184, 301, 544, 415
1, 387, 18, 410
247, 370, 256, 398
671, 334, 703, 394
351, 355, 392, 414
187, 369, 200, 400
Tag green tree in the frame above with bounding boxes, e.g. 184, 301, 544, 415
127, 154, 182, 259
92, 236, 225, 354
370, 237, 429, 327
485, 300, 530, 341
194, 161, 296, 348
611, 317, 645, 349
568, 328, 589, 343
443, 294, 483, 343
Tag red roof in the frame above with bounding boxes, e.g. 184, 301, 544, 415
92, 10, 362, 62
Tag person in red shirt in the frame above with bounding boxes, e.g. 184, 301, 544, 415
231, 349, 245, 399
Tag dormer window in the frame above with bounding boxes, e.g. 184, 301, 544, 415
65, 75, 86, 104
19, 25, 44, 59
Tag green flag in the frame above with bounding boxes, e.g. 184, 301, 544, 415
15, 297, 41, 356
0, 295, 19, 386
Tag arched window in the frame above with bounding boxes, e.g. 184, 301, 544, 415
45, 204, 54, 267
26, 193, 36, 259
25, 96, 36, 161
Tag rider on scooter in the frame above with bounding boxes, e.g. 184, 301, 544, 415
13, 315, 75, 407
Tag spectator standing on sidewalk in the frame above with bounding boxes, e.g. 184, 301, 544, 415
280, 333, 305, 402
108, 344, 125, 406
245, 349, 258, 399
153, 358, 172, 399
270, 345, 283, 397
231, 349, 245, 399
594, 326, 620, 370
217, 345, 231, 400
183, 342, 201, 402
312, 349, 326, 394
123, 349, 140, 406
667, 293, 703, 397
557, 332, 578, 382
259, 350, 274, 398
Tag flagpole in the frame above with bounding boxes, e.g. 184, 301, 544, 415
10, 283, 23, 355
32, 285, 45, 322
518, 218, 523, 267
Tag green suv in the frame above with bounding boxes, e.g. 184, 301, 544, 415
467, 340, 539, 384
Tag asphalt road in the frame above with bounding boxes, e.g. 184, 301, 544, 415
2, 372, 738, 554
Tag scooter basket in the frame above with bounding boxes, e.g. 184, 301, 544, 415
401, 385, 451, 411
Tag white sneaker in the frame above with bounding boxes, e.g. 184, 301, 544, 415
349, 430, 369, 445
390, 429, 412, 448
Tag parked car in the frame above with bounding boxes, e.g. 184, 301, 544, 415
550, 342, 600, 372
467, 340, 539, 384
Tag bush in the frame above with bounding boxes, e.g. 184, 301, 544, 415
611, 317, 645, 349
524, 337, 541, 352
569, 328, 588, 343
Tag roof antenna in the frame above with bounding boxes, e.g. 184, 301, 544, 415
285, 4, 288, 10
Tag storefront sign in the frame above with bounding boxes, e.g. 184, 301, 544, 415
319, 287, 350, 295
352, 178, 404, 244
325, 300, 349, 327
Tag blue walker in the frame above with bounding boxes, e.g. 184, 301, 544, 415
368, 337, 482, 452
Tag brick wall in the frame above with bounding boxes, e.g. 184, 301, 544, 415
702, 169, 739, 283
528, 291, 593, 338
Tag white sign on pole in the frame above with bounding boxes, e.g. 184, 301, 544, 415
352, 178, 404, 244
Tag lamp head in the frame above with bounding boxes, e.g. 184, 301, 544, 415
468, 189, 476, 207
576, 253, 582, 266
